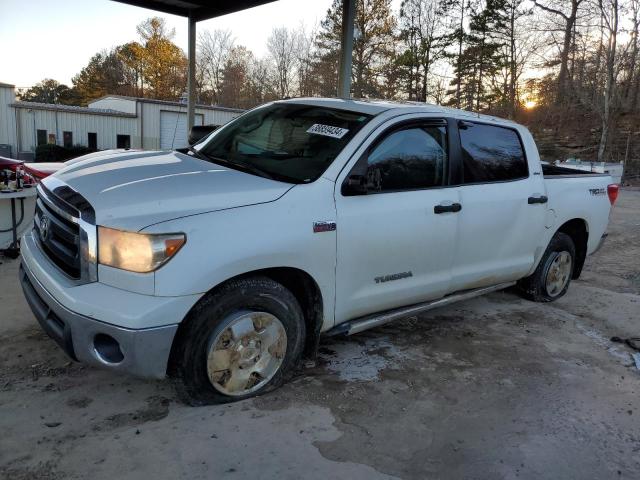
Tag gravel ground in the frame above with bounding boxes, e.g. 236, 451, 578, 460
1, 189, 639, 480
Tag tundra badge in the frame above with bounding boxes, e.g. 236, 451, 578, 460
375, 271, 413, 284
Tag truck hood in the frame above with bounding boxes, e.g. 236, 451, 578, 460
44, 150, 293, 230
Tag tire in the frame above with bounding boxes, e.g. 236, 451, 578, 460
169, 276, 306, 405
517, 232, 576, 302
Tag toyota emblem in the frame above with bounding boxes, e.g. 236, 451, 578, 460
40, 215, 50, 239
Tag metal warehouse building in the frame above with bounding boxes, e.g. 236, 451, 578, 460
0, 82, 243, 159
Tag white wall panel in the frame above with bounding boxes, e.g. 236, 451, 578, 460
7, 92, 242, 156
0, 86, 17, 157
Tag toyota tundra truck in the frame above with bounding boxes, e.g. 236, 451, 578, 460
19, 98, 618, 404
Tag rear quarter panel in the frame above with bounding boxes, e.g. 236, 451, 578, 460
543, 175, 612, 257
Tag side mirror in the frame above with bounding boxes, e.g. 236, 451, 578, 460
341, 152, 369, 196
341, 173, 368, 196
188, 125, 218, 145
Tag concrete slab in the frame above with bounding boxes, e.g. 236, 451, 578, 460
1, 190, 639, 479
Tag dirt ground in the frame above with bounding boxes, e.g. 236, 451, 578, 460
1, 190, 639, 480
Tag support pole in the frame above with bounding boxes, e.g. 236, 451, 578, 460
187, 14, 196, 131
337, 0, 355, 99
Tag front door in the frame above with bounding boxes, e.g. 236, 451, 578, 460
334, 119, 460, 323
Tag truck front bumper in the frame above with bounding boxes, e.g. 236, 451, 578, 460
20, 260, 178, 379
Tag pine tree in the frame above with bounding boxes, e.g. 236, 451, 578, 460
447, 0, 509, 110
398, 0, 450, 102
314, 0, 396, 98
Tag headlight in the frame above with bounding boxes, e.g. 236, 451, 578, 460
98, 226, 185, 273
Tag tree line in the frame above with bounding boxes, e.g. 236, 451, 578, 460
19, 0, 640, 168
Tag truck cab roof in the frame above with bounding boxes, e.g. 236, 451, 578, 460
277, 97, 520, 128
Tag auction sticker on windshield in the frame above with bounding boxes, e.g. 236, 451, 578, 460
307, 124, 349, 139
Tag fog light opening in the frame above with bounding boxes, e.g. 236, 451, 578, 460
93, 334, 124, 364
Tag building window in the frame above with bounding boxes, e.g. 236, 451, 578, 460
117, 134, 131, 149
88, 132, 97, 150
63, 131, 73, 148
37, 129, 47, 146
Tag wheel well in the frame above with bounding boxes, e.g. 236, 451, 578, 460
169, 267, 324, 375
557, 219, 588, 279
255, 267, 323, 362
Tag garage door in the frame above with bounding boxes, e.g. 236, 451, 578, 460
160, 111, 204, 149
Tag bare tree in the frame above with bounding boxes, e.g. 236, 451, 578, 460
293, 23, 317, 97
596, 0, 621, 162
246, 57, 278, 106
197, 29, 234, 104
267, 27, 298, 98
533, 0, 587, 103
624, 0, 640, 110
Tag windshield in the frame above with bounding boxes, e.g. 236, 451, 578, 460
198, 103, 372, 183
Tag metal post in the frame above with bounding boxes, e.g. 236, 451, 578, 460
10, 199, 17, 247
337, 0, 356, 99
187, 14, 197, 131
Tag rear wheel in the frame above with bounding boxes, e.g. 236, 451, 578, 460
170, 276, 305, 405
517, 232, 575, 302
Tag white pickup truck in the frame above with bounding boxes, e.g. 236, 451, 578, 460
19, 98, 618, 404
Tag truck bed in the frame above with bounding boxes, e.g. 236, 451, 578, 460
542, 163, 608, 178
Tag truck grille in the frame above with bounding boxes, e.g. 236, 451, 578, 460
34, 187, 82, 279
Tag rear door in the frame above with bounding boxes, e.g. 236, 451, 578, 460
334, 117, 460, 323
451, 121, 547, 290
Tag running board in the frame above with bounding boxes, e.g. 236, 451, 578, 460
326, 282, 516, 336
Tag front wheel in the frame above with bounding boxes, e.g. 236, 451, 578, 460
170, 276, 306, 405
517, 232, 576, 302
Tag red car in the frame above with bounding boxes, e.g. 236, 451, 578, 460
0, 156, 65, 183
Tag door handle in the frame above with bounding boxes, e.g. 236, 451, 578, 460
434, 203, 462, 214
528, 195, 548, 204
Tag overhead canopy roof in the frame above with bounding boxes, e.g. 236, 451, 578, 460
112, 0, 277, 21
110, 0, 355, 129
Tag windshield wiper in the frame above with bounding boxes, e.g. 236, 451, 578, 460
186, 147, 273, 180
206, 155, 275, 180
244, 151, 302, 160
185, 145, 211, 162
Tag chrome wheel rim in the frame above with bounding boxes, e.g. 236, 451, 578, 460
545, 251, 572, 297
206, 311, 287, 397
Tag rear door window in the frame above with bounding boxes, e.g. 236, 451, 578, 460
459, 122, 528, 183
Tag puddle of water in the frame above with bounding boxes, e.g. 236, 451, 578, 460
319, 337, 409, 382
575, 321, 634, 366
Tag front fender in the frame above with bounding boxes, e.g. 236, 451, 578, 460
144, 179, 338, 328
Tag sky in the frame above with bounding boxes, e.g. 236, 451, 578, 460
0, 0, 347, 88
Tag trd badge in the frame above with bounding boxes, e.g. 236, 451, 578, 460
313, 221, 337, 233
